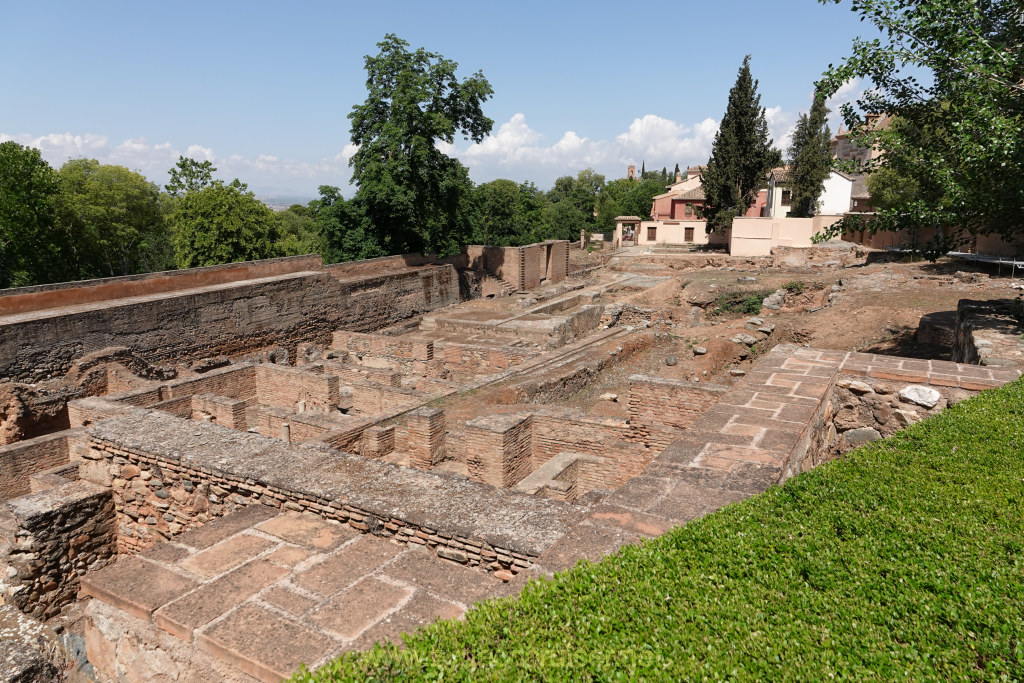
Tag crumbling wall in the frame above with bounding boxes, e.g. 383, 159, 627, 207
333, 266, 459, 332
952, 298, 1024, 367
0, 481, 117, 619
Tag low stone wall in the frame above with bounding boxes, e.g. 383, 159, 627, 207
1, 480, 117, 620
78, 406, 579, 569
952, 298, 1024, 368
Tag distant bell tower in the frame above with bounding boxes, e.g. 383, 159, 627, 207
627, 164, 636, 180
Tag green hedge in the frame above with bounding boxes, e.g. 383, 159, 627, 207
296, 379, 1024, 681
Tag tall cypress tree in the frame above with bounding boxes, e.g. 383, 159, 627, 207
787, 91, 832, 217
700, 56, 781, 230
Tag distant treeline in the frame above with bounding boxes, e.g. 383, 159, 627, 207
0, 141, 669, 289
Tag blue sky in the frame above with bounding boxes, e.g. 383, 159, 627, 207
1, 0, 873, 201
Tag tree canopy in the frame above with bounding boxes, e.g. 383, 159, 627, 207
348, 34, 494, 256
56, 159, 171, 277
817, 0, 1024, 249
787, 91, 832, 217
700, 56, 781, 230
0, 142, 66, 287
169, 179, 280, 269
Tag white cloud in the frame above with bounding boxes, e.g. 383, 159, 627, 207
764, 105, 799, 154
0, 132, 109, 162
0, 131, 355, 197
457, 112, 721, 184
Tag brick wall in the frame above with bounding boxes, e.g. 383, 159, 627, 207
255, 364, 339, 412
465, 413, 533, 487
628, 375, 728, 449
331, 331, 434, 361
347, 383, 424, 415
0, 432, 73, 500
521, 245, 544, 290
332, 266, 459, 333
531, 411, 649, 489
546, 241, 569, 283
163, 365, 257, 403
0, 255, 322, 317
406, 407, 446, 469
321, 359, 402, 387
1, 262, 460, 385
191, 394, 248, 430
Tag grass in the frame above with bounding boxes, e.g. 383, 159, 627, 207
295, 379, 1024, 681
783, 280, 805, 295
711, 289, 774, 316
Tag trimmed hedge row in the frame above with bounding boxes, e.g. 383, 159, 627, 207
296, 379, 1024, 681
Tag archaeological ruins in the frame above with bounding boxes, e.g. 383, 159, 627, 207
1, 240, 1021, 681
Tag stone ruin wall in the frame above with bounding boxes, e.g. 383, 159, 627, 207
0, 262, 461, 386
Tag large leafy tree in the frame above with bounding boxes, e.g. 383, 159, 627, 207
348, 34, 493, 256
56, 159, 171, 277
274, 203, 328, 258
787, 92, 832, 217
165, 156, 216, 197
595, 177, 664, 230
700, 56, 782, 230
817, 0, 1024, 249
310, 185, 382, 264
169, 179, 280, 268
473, 179, 543, 245
0, 142, 69, 287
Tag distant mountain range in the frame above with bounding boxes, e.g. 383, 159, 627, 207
257, 194, 317, 211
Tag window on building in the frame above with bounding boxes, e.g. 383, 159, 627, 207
685, 227, 694, 243
647, 226, 657, 241
684, 203, 693, 217
781, 190, 791, 206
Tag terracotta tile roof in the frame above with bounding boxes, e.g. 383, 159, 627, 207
677, 187, 705, 200
770, 166, 791, 182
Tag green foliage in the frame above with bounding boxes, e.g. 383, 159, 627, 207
711, 289, 770, 316
348, 34, 493, 256
165, 156, 216, 198
817, 0, 1024, 249
865, 163, 922, 211
700, 56, 782, 230
56, 159, 171, 277
169, 180, 280, 268
783, 280, 805, 294
275, 204, 328, 257
310, 186, 383, 264
472, 179, 549, 246
595, 177, 663, 230
0, 141, 68, 287
787, 91, 832, 217
295, 378, 1024, 681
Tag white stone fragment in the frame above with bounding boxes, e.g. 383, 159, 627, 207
898, 385, 941, 409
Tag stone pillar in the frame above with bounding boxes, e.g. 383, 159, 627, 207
363, 425, 396, 459
465, 413, 533, 488
406, 407, 445, 469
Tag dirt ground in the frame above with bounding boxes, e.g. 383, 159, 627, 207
555, 255, 1023, 419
